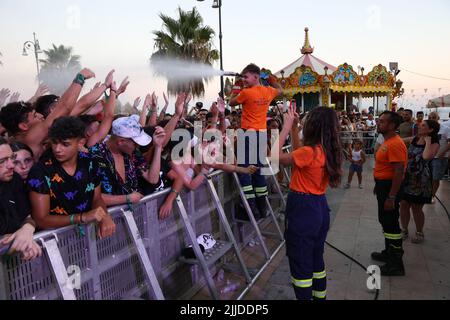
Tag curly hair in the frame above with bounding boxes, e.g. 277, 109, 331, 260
0, 102, 34, 135
302, 107, 343, 188
49, 116, 86, 141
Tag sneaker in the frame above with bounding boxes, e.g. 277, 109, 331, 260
344, 183, 351, 189
358, 184, 363, 189
411, 232, 424, 244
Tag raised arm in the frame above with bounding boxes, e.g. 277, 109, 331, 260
162, 93, 185, 147
26, 69, 95, 148
141, 126, 165, 184
139, 95, 150, 127
86, 82, 117, 147
146, 92, 158, 127
157, 92, 169, 123
70, 70, 114, 116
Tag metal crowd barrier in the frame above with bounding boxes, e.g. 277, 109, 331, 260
0, 169, 286, 300
340, 130, 378, 155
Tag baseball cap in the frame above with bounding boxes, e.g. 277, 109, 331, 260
112, 115, 152, 146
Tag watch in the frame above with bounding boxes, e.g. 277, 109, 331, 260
73, 73, 86, 86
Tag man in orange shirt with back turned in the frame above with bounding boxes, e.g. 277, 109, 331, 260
230, 64, 282, 220
371, 111, 407, 276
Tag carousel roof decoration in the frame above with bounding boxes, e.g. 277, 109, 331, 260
225, 27, 402, 110
274, 28, 337, 77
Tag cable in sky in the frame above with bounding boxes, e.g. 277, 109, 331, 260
402, 69, 450, 81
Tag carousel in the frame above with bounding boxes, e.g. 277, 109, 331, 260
225, 28, 404, 114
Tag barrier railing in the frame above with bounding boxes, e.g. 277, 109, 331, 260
0, 169, 285, 300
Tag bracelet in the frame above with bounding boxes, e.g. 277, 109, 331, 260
170, 188, 179, 195
73, 73, 86, 86
70, 214, 75, 225
22, 218, 36, 229
387, 195, 396, 200
126, 194, 132, 205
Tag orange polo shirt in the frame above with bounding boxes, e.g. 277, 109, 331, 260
289, 145, 329, 195
374, 135, 407, 180
236, 86, 279, 130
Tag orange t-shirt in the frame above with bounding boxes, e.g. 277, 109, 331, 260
289, 145, 329, 195
236, 86, 279, 130
374, 135, 407, 180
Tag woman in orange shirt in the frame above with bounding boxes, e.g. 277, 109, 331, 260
276, 106, 343, 300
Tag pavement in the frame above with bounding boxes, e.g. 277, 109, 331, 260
243, 157, 450, 300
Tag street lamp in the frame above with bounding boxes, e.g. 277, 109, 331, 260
22, 32, 43, 80
197, 0, 224, 96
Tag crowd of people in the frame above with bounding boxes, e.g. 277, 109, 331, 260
0, 64, 449, 301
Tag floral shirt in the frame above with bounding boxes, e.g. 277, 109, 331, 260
89, 142, 148, 195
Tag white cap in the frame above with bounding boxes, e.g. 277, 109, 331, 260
112, 115, 152, 146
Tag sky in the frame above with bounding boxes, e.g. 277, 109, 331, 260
1, 0, 450, 115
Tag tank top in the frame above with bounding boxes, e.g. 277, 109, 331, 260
352, 149, 362, 161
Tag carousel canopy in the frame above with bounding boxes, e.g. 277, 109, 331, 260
274, 28, 337, 77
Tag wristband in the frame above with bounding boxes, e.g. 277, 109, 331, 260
70, 214, 75, 225
170, 188, 179, 195
73, 73, 86, 86
388, 195, 396, 200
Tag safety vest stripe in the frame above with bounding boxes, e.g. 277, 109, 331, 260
245, 194, 256, 199
255, 187, 268, 192
291, 277, 312, 288
256, 192, 269, 196
242, 186, 254, 192
313, 290, 327, 299
384, 233, 402, 240
313, 271, 327, 279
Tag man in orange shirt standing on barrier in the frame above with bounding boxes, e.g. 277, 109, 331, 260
371, 111, 408, 276
229, 64, 282, 220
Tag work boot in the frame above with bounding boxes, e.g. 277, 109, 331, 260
255, 196, 268, 219
371, 250, 388, 262
380, 248, 405, 276
234, 200, 261, 222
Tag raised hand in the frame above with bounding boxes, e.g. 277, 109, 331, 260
163, 92, 169, 108
79, 68, 96, 80
110, 81, 117, 93
152, 126, 166, 147
151, 92, 158, 110
143, 94, 152, 110
117, 76, 130, 96
283, 103, 296, 130
217, 97, 225, 114
175, 92, 187, 116
133, 97, 142, 109
210, 101, 219, 117
104, 69, 115, 88
9, 92, 21, 103
0, 88, 11, 106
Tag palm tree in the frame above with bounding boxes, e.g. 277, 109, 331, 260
151, 7, 219, 97
39, 44, 82, 95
